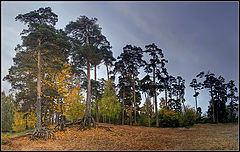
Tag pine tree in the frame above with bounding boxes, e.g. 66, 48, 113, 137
116, 45, 145, 125
4, 7, 69, 140
144, 43, 168, 127
65, 16, 107, 129
226, 80, 238, 122
190, 78, 202, 112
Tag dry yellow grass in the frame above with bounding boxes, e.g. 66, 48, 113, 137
1, 123, 238, 151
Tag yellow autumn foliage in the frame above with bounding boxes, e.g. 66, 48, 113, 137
12, 111, 36, 132
42, 62, 86, 122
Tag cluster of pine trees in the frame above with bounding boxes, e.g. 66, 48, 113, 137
2, 7, 238, 139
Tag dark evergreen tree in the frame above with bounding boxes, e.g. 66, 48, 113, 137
226, 80, 239, 122
65, 16, 107, 129
1, 92, 15, 132
190, 78, 202, 112
201, 71, 218, 123
100, 41, 116, 81
116, 45, 145, 125
114, 58, 132, 125
4, 7, 70, 140
144, 43, 168, 127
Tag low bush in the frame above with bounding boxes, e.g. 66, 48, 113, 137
179, 106, 199, 127
158, 108, 180, 127
138, 113, 154, 127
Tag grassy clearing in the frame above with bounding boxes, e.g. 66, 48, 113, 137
1, 123, 238, 150
2, 129, 34, 138
1, 129, 34, 145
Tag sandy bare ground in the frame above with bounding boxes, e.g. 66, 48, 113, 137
1, 123, 239, 151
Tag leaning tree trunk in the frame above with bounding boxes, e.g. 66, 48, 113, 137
133, 70, 137, 125
153, 68, 159, 127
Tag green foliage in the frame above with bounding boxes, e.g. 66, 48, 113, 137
1, 92, 15, 132
138, 113, 155, 127
99, 80, 121, 122
139, 96, 154, 127
158, 108, 180, 127
179, 106, 199, 127
66, 96, 86, 122
12, 111, 36, 132
157, 105, 199, 127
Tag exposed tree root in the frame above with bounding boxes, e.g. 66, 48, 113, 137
97, 126, 113, 132
30, 127, 56, 140
79, 115, 96, 131
65, 119, 82, 128
53, 121, 66, 132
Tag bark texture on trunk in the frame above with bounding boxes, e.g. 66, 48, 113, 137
153, 68, 159, 127
86, 60, 91, 117
165, 89, 168, 108
94, 65, 97, 81
130, 104, 133, 126
36, 41, 42, 129
96, 97, 99, 123
194, 89, 198, 112
210, 87, 215, 123
121, 87, 125, 125
95, 65, 99, 123
31, 40, 56, 140
106, 64, 109, 81
78, 34, 96, 130
133, 70, 137, 125
230, 98, 233, 122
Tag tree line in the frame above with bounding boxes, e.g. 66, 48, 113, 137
2, 7, 238, 140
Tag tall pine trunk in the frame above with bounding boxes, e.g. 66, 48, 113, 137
106, 63, 109, 81
230, 97, 233, 122
94, 65, 97, 81
86, 60, 91, 117
210, 86, 215, 123
194, 89, 198, 112
133, 70, 137, 125
95, 65, 99, 123
153, 68, 159, 127
36, 40, 42, 129
165, 88, 168, 108
130, 104, 133, 126
122, 86, 125, 125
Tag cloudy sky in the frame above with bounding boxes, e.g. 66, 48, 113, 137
1, 1, 239, 114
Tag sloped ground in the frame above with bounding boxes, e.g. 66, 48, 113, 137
1, 123, 238, 150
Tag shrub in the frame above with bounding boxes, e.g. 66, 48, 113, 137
12, 111, 36, 132
179, 106, 199, 127
1, 92, 15, 132
158, 108, 180, 127
138, 113, 154, 127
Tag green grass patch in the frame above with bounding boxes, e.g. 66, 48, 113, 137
1, 129, 34, 138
